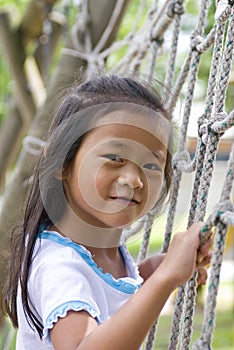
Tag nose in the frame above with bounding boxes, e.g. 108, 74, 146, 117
117, 162, 143, 189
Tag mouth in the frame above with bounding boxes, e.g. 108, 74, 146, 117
110, 196, 140, 206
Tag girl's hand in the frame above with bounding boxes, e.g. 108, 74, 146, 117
155, 222, 212, 288
139, 223, 212, 285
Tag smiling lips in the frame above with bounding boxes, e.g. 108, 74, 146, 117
110, 196, 140, 206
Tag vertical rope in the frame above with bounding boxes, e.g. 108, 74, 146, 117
187, 0, 233, 225
137, 214, 154, 264
180, 6, 234, 349
166, 51, 193, 114
167, 0, 211, 348
164, 0, 185, 91
187, 14, 227, 227
215, 11, 234, 114
193, 140, 234, 349
145, 2, 187, 349
148, 40, 161, 82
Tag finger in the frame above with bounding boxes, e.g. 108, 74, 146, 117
197, 248, 212, 263
200, 236, 213, 254
196, 253, 212, 267
197, 238, 213, 263
197, 267, 208, 285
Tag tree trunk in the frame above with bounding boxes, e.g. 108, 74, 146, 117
19, 0, 58, 45
0, 102, 24, 192
34, 12, 65, 81
0, 12, 35, 124
0, 0, 58, 194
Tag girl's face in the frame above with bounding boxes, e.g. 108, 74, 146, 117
63, 111, 169, 229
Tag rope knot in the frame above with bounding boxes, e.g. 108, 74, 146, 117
215, 0, 233, 21
211, 110, 234, 134
198, 114, 209, 144
150, 34, 164, 45
172, 151, 191, 170
190, 32, 203, 52
200, 200, 234, 245
207, 112, 227, 138
214, 199, 234, 221
167, 1, 185, 18
198, 112, 226, 143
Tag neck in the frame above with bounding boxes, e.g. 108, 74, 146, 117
54, 207, 123, 249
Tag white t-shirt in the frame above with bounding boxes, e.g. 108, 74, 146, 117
16, 230, 143, 349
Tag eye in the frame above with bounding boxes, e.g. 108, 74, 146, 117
103, 154, 124, 163
143, 163, 161, 171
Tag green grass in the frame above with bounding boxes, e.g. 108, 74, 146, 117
152, 309, 234, 350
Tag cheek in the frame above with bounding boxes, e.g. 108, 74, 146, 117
77, 160, 112, 209
95, 166, 113, 198
144, 175, 164, 209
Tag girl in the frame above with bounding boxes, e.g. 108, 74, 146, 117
3, 75, 212, 350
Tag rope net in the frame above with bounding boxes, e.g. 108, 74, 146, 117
84, 0, 234, 349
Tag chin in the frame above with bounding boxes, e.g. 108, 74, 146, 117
106, 217, 138, 229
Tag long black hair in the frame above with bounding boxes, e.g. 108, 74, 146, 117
3, 74, 174, 338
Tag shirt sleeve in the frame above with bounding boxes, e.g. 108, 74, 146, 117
29, 246, 101, 343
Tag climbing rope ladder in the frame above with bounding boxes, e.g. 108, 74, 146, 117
0, 0, 233, 349
140, 1, 234, 349
96, 0, 234, 349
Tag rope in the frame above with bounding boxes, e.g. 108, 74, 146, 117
193, 142, 234, 349
164, 0, 185, 91
22, 136, 46, 156
163, 2, 211, 347
153, 1, 234, 349
179, 8, 234, 345
137, 214, 154, 263
186, 8, 227, 225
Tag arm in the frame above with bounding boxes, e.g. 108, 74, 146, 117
50, 223, 212, 350
138, 253, 166, 281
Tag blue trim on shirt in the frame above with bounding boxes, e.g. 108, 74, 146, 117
43, 300, 99, 340
38, 231, 141, 294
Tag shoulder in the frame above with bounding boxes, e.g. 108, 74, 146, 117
34, 230, 82, 260
31, 230, 97, 283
